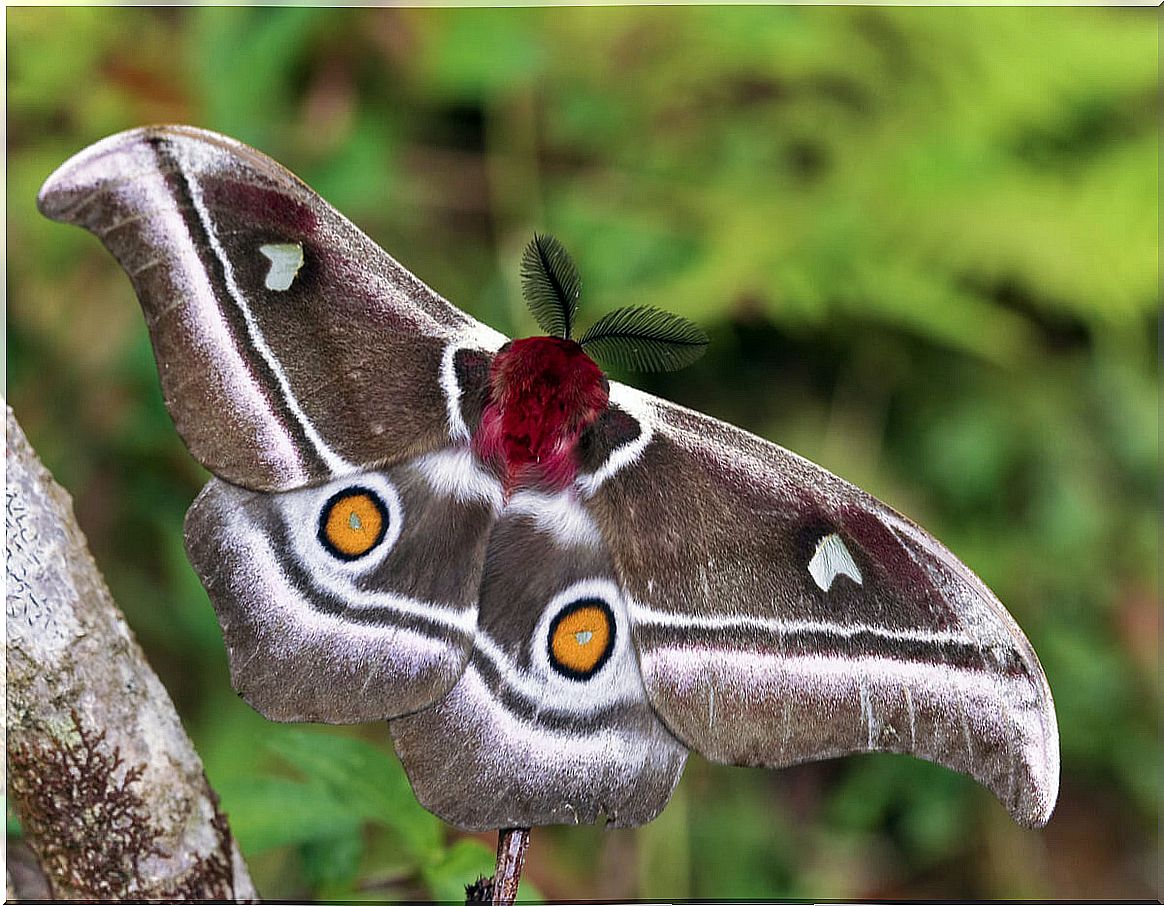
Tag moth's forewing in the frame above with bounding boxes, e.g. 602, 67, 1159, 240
37, 125, 503, 491
584, 390, 1059, 828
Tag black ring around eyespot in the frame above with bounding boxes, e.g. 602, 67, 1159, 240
546, 597, 617, 681
317, 486, 390, 561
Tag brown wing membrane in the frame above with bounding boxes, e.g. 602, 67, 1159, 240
584, 388, 1059, 828
37, 125, 503, 491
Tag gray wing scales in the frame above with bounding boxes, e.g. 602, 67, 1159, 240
38, 125, 505, 490
185, 448, 501, 722
390, 488, 688, 831
582, 385, 1059, 829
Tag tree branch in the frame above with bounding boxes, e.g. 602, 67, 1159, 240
5, 404, 258, 901
492, 827, 530, 906
463, 828, 531, 906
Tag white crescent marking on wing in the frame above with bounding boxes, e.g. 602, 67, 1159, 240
259, 242, 304, 291
808, 532, 863, 592
506, 490, 602, 549
411, 447, 503, 511
440, 341, 473, 445
439, 328, 506, 445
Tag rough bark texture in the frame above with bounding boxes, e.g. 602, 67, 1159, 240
5, 404, 258, 901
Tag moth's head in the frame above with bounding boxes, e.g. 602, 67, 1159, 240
488, 336, 609, 434
475, 234, 709, 492
477, 336, 609, 492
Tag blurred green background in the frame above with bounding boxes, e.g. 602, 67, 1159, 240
6, 6, 1158, 901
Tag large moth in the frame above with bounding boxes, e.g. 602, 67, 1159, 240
38, 126, 1058, 835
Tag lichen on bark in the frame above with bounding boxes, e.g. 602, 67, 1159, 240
5, 405, 257, 900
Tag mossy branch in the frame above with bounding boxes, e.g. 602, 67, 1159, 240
5, 404, 258, 901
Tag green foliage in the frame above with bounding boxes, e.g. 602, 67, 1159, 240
211, 726, 493, 899
7, 805, 23, 839
6, 5, 1157, 901
265, 730, 443, 861
220, 775, 363, 856
421, 840, 498, 904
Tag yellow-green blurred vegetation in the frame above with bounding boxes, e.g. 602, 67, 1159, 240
6, 6, 1158, 901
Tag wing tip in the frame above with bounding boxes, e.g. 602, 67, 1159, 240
38, 125, 164, 221
36, 124, 259, 224
1013, 704, 1061, 829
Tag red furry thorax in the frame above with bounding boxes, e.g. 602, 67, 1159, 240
474, 337, 609, 492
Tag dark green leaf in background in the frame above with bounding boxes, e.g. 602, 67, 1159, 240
267, 730, 443, 862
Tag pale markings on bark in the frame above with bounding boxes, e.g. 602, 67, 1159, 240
4, 405, 257, 901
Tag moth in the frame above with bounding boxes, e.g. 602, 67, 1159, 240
38, 126, 1059, 833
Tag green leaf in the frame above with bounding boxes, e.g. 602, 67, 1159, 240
421, 9, 545, 100
267, 730, 443, 861
7, 803, 23, 838
217, 776, 361, 855
520, 233, 581, 339
420, 839, 497, 904
638, 774, 690, 898
300, 826, 365, 896
579, 306, 709, 372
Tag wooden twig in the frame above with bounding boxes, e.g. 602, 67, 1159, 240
5, 404, 257, 901
492, 827, 531, 906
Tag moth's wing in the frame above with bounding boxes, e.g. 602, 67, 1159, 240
580, 385, 1060, 828
184, 447, 502, 721
37, 125, 505, 490
390, 489, 688, 831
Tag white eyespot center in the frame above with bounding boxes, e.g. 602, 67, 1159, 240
349, 512, 362, 531
809, 532, 863, 592
575, 630, 594, 646
259, 242, 304, 291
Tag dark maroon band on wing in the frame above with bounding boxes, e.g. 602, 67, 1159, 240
576, 406, 642, 476
841, 506, 952, 628
201, 178, 318, 236
453, 347, 493, 435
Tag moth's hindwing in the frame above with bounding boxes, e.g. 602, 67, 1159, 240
390, 488, 688, 831
184, 447, 502, 722
37, 125, 504, 491
583, 388, 1059, 829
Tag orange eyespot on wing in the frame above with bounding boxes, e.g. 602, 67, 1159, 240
318, 488, 387, 559
548, 600, 616, 679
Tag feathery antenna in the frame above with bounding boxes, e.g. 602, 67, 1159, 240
578, 305, 709, 372
520, 234, 580, 339
519, 233, 709, 371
